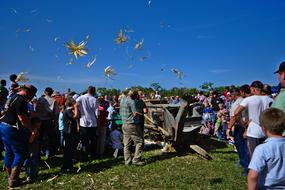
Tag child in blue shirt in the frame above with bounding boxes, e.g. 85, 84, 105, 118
248, 108, 285, 190
58, 105, 65, 150
202, 101, 214, 135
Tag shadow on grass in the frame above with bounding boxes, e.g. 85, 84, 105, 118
209, 177, 223, 185
39, 156, 63, 169
145, 152, 186, 164
211, 150, 237, 154
22, 137, 230, 182
35, 156, 124, 181
143, 144, 163, 152
80, 157, 123, 173
33, 170, 60, 181
197, 137, 228, 152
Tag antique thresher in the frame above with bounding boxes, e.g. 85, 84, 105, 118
143, 99, 211, 159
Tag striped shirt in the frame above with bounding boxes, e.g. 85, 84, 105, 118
120, 96, 138, 124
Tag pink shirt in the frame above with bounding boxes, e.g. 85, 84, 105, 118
98, 105, 108, 127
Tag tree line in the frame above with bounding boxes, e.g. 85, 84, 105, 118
96, 82, 230, 97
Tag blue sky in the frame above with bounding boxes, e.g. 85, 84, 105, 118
0, 0, 285, 94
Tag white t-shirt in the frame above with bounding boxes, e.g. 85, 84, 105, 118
107, 105, 115, 120
110, 129, 123, 149
76, 94, 99, 127
230, 97, 244, 117
240, 95, 273, 138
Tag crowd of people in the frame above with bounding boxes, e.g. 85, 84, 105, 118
0, 75, 149, 188
0, 62, 285, 189
196, 62, 285, 190
197, 82, 273, 175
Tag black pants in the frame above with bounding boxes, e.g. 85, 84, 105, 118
62, 133, 76, 169
79, 127, 97, 159
39, 119, 56, 157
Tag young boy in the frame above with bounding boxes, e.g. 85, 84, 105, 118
248, 108, 285, 190
25, 117, 41, 182
58, 105, 65, 150
110, 124, 123, 158
61, 98, 79, 173
107, 100, 116, 129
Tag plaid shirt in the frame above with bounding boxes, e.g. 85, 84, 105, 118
120, 96, 137, 124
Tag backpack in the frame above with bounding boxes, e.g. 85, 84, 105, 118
0, 86, 8, 99
63, 109, 75, 134
0, 95, 20, 121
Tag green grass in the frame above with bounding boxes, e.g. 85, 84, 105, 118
0, 138, 247, 190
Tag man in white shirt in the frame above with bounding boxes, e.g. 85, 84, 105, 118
76, 86, 99, 160
234, 81, 273, 159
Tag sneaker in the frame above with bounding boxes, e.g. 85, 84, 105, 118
228, 140, 234, 145
113, 149, 119, 159
132, 161, 145, 166
241, 169, 248, 177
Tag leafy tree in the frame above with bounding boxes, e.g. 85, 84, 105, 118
97, 86, 200, 99
108, 88, 121, 96
97, 87, 108, 96
150, 82, 162, 91
214, 86, 227, 95
97, 87, 120, 96
200, 82, 214, 91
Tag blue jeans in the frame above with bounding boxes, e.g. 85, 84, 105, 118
59, 130, 64, 148
217, 127, 226, 141
0, 123, 29, 169
234, 125, 249, 170
212, 111, 217, 123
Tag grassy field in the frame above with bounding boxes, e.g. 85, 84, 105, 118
0, 138, 247, 190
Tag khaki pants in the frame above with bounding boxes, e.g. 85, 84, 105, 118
122, 123, 143, 164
